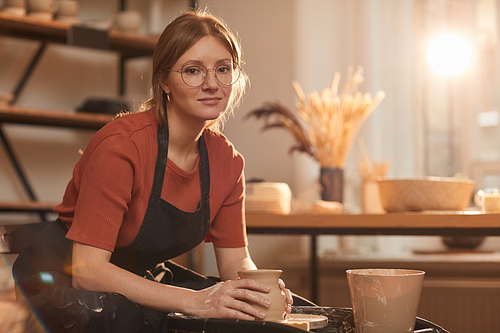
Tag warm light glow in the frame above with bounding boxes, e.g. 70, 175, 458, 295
427, 33, 474, 76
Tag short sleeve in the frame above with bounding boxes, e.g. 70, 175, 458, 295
204, 133, 247, 248
65, 134, 140, 251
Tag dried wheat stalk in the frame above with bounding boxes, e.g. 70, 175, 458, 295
293, 66, 385, 167
246, 67, 385, 168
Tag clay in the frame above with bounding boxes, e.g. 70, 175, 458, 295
346, 268, 425, 333
238, 269, 286, 321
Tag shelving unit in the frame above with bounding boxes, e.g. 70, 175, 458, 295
0, 13, 158, 223
0, 11, 158, 102
0, 3, 198, 260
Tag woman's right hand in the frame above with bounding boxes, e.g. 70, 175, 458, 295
186, 278, 272, 320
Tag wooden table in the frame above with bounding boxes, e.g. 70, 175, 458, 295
245, 211, 500, 303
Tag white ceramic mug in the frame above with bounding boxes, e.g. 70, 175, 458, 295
347, 268, 425, 333
112, 10, 141, 33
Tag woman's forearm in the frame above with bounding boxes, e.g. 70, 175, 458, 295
72, 242, 195, 313
214, 246, 257, 281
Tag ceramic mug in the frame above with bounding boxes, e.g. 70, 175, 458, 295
237, 269, 286, 321
112, 10, 141, 34
346, 268, 425, 333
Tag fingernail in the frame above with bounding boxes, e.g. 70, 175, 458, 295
264, 299, 271, 306
259, 312, 266, 318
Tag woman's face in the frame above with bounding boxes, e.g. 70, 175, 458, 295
161, 36, 234, 127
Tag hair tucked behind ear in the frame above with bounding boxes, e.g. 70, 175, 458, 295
141, 9, 248, 133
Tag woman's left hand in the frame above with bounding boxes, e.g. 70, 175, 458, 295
279, 279, 293, 314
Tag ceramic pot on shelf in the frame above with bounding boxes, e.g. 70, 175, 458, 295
27, 0, 58, 20
55, 0, 79, 24
2, 0, 27, 16
111, 10, 142, 34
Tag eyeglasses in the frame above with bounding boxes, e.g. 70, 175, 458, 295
167, 62, 241, 87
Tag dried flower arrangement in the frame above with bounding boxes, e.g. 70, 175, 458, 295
246, 67, 386, 168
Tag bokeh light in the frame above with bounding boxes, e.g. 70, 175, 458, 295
427, 33, 474, 76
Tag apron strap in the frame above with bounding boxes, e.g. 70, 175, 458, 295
198, 135, 210, 198
151, 123, 210, 199
150, 123, 169, 197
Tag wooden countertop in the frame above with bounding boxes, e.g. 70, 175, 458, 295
245, 211, 500, 236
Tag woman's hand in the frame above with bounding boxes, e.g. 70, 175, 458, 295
187, 278, 272, 320
279, 279, 294, 315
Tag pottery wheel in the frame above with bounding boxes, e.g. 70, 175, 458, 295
278, 313, 328, 329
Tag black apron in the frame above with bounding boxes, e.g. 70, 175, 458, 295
13, 123, 216, 333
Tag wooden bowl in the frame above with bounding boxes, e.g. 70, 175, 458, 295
377, 177, 475, 212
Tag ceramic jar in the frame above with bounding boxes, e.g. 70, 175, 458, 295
238, 269, 286, 321
112, 10, 142, 34
27, 0, 58, 20
2, 0, 27, 16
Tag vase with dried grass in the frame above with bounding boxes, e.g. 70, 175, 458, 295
246, 66, 385, 205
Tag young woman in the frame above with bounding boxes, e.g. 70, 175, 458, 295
13, 10, 307, 333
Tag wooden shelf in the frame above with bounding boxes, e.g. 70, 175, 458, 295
0, 12, 158, 57
0, 105, 114, 129
0, 200, 57, 213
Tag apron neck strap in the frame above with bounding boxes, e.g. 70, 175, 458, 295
151, 124, 209, 198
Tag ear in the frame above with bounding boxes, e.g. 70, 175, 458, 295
160, 83, 170, 95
